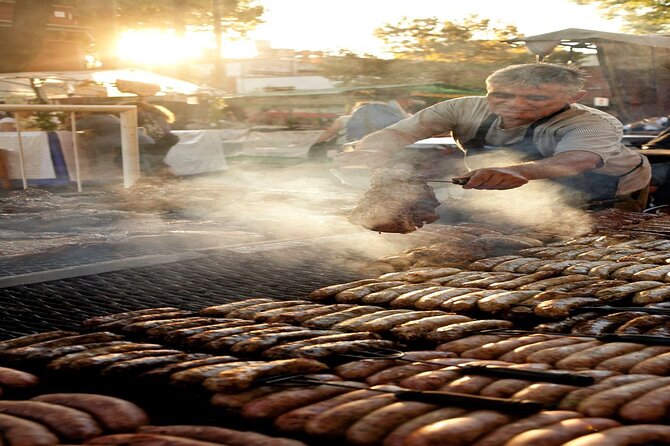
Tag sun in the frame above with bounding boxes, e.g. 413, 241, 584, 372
116, 29, 207, 66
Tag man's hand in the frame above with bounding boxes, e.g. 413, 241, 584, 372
456, 167, 530, 190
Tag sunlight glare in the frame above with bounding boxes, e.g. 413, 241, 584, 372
117, 29, 206, 66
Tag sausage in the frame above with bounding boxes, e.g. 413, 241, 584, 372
555, 342, 646, 370
120, 316, 215, 334
0, 412, 59, 446
493, 258, 539, 272
510, 383, 580, 406
46, 343, 166, 371
334, 359, 399, 380
471, 410, 583, 446
331, 310, 414, 331
138, 425, 307, 446
362, 284, 438, 305
345, 401, 438, 446
382, 407, 469, 446
444, 290, 504, 313
82, 307, 180, 327
209, 386, 278, 409
336, 282, 409, 303
440, 375, 496, 394
461, 335, 553, 360
629, 351, 670, 374
169, 361, 259, 387
534, 297, 602, 318
99, 353, 192, 377
560, 425, 670, 446
138, 355, 234, 381
226, 301, 310, 320
518, 274, 590, 290
398, 361, 472, 390
631, 264, 670, 281
291, 339, 400, 360
557, 374, 655, 411
0, 367, 39, 389
92, 310, 195, 331
514, 259, 557, 274
390, 315, 473, 342
1, 332, 126, 360
430, 272, 483, 287
436, 335, 508, 354
183, 323, 275, 347
504, 417, 621, 446
202, 358, 328, 391
241, 383, 364, 419
403, 410, 512, 446
479, 378, 533, 398
0, 331, 78, 351
562, 261, 611, 275
477, 291, 539, 314
203, 326, 308, 351
354, 311, 447, 333
264, 304, 355, 324
83, 433, 225, 445
426, 320, 514, 343
198, 298, 278, 315
614, 315, 670, 334
487, 271, 556, 290
577, 376, 670, 417
499, 337, 591, 363
388, 287, 446, 309
618, 383, 670, 422
611, 264, 661, 280
262, 332, 381, 359
570, 312, 649, 336
22, 341, 129, 363
63, 349, 184, 372
384, 267, 463, 283
526, 340, 602, 365
596, 346, 670, 373
301, 306, 384, 329
273, 388, 382, 433
0, 400, 102, 442
308, 279, 381, 302
230, 329, 335, 355
468, 255, 522, 271
305, 393, 398, 438
587, 261, 637, 278
412, 288, 481, 310
32, 393, 149, 433
365, 360, 458, 386
594, 281, 665, 302
253, 304, 327, 322
632, 285, 670, 304
459, 273, 522, 288
149, 319, 253, 340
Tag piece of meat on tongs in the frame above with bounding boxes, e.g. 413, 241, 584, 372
347, 168, 441, 234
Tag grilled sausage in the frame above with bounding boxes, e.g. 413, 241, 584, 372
533, 313, 601, 333
262, 332, 381, 359
554, 342, 646, 370
291, 339, 400, 360
331, 310, 414, 331
1, 332, 125, 360
518, 274, 590, 290
362, 284, 439, 305
301, 306, 384, 329
230, 329, 335, 355
504, 417, 621, 446
487, 271, 555, 290
632, 285, 670, 304
366, 359, 461, 386
526, 340, 602, 365
388, 287, 446, 309
82, 308, 180, 327
498, 337, 591, 363
354, 311, 446, 333
226, 301, 310, 320
169, 361, 258, 387
0, 412, 59, 446
335, 282, 409, 303
594, 281, 665, 302
390, 315, 473, 341
614, 315, 670, 334
83, 433, 224, 445
570, 312, 648, 336
203, 325, 307, 351
561, 425, 670, 446
273, 388, 381, 433
510, 383, 579, 406
345, 401, 438, 446
93, 310, 195, 331
62, 349, 184, 372
596, 346, 670, 373
0, 367, 39, 389
444, 290, 504, 313
381, 267, 463, 283
436, 335, 508, 354
0, 400, 102, 442
183, 323, 275, 347
0, 331, 78, 351
533, 298, 602, 318
138, 425, 307, 446
468, 256, 522, 271
382, 407, 469, 446
32, 393, 149, 433
308, 279, 381, 302
618, 383, 670, 422
478, 378, 533, 398
241, 383, 363, 419
305, 393, 398, 438
150, 319, 253, 341
577, 376, 670, 417
557, 374, 654, 411
138, 355, 234, 381
209, 386, 278, 409
629, 351, 670, 374
253, 304, 326, 322
461, 335, 553, 360
202, 358, 328, 392
471, 410, 583, 446
264, 304, 355, 324
99, 353, 192, 377
198, 298, 278, 316
426, 320, 514, 343
404, 410, 512, 446
412, 288, 481, 310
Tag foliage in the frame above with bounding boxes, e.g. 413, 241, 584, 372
374, 15, 528, 63
571, 0, 670, 33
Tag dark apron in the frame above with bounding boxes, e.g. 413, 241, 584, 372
462, 106, 635, 207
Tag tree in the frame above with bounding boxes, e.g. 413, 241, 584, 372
571, 0, 669, 33
374, 15, 529, 64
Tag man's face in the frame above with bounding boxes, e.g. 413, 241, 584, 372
486, 83, 582, 124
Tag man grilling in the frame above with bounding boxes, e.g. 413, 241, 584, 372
336, 63, 651, 212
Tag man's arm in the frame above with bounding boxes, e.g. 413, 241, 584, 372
458, 150, 603, 190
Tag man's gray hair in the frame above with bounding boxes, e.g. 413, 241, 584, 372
486, 63, 588, 93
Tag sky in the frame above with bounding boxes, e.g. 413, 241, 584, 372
242, 0, 625, 56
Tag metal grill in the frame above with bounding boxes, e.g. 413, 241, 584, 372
0, 245, 371, 339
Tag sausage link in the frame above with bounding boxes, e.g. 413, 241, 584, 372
596, 346, 670, 373
499, 337, 590, 363
526, 340, 602, 365
629, 351, 670, 374
555, 342, 646, 370
471, 410, 583, 446
557, 374, 655, 411
561, 425, 670, 446
138, 425, 307, 446
403, 410, 512, 446
436, 335, 507, 354
504, 417, 621, 446
0, 412, 59, 446
382, 407, 469, 446
461, 335, 552, 360
618, 383, 670, 422
577, 377, 670, 417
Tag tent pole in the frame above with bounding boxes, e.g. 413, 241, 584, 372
70, 112, 83, 192
14, 118, 27, 190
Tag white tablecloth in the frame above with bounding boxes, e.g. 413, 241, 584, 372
167, 130, 228, 176
0, 132, 55, 179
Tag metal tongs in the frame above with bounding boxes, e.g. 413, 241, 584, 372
412, 177, 469, 185
261, 374, 546, 415
338, 347, 594, 386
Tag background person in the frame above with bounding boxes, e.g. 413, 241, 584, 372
336, 63, 651, 212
